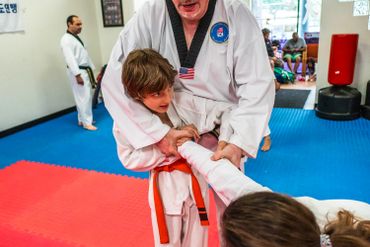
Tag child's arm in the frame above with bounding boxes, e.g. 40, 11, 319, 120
178, 141, 271, 205
113, 120, 199, 172
113, 123, 177, 172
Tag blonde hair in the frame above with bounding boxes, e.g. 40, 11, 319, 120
222, 192, 370, 247
323, 210, 370, 247
122, 49, 177, 99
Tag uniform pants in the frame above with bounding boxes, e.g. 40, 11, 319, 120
151, 196, 208, 247
67, 69, 93, 125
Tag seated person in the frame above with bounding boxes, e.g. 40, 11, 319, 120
262, 28, 283, 68
283, 32, 307, 74
307, 57, 317, 81
272, 41, 283, 61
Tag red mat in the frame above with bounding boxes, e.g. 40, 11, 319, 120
0, 161, 219, 247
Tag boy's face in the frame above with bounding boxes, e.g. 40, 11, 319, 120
141, 86, 173, 114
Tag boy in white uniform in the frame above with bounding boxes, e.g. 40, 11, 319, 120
118, 49, 237, 246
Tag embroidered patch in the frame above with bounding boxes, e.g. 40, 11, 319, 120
179, 67, 195, 80
210, 22, 229, 43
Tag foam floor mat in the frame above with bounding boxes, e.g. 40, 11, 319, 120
0, 161, 219, 247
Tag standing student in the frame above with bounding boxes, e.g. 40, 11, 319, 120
120, 48, 248, 246
119, 48, 244, 246
119, 49, 208, 246
60, 15, 97, 131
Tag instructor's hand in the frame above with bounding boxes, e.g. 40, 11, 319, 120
157, 128, 197, 157
211, 142, 243, 168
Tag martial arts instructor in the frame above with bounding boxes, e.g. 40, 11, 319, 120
61, 15, 97, 131
102, 0, 275, 165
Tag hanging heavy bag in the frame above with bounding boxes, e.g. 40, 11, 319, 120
273, 67, 295, 83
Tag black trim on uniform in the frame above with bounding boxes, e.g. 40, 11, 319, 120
165, 0, 217, 68
67, 31, 84, 47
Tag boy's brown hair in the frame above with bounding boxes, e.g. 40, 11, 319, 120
122, 49, 177, 99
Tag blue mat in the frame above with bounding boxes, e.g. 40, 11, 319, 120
248, 108, 370, 202
0, 104, 148, 179
0, 105, 369, 203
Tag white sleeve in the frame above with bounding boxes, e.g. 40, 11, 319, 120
101, 5, 170, 150
178, 141, 271, 205
219, 109, 233, 142
296, 196, 370, 229
113, 123, 174, 172
227, 4, 275, 158
60, 38, 80, 76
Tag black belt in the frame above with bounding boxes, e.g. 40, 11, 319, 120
79, 66, 97, 89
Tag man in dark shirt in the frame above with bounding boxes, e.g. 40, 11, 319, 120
262, 28, 283, 69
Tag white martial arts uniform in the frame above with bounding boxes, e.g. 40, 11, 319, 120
264, 126, 271, 137
114, 93, 234, 247
179, 141, 370, 230
102, 0, 275, 158
60, 32, 95, 126
102, 0, 274, 245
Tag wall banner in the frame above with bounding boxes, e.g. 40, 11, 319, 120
0, 0, 23, 33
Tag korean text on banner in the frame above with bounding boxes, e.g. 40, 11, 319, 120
0, 0, 23, 33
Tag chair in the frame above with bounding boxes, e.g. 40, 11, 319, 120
301, 43, 319, 77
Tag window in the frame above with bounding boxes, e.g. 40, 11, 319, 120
250, 0, 321, 42
251, 0, 299, 41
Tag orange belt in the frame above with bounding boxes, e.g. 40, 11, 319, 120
153, 159, 209, 244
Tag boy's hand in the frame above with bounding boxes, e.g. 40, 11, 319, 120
211, 142, 243, 168
157, 128, 198, 157
177, 124, 200, 145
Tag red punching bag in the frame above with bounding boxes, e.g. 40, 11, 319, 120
328, 34, 359, 86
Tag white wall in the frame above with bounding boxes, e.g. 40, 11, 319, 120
94, 0, 134, 63
0, 0, 102, 131
0, 0, 137, 131
317, 0, 370, 103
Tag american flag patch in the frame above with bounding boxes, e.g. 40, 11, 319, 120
179, 67, 195, 80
